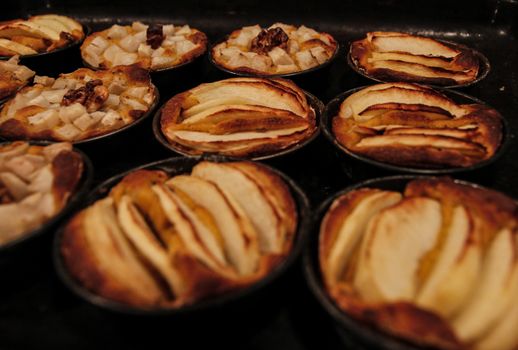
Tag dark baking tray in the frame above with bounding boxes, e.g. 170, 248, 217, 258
1, 0, 518, 349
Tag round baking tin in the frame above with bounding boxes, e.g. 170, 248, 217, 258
347, 38, 490, 89
321, 85, 510, 175
53, 155, 311, 316
152, 87, 323, 161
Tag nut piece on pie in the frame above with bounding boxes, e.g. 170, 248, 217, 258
212, 23, 338, 75
160, 77, 317, 157
0, 141, 83, 245
331, 82, 503, 168
319, 178, 518, 350
350, 32, 480, 86
0, 55, 35, 100
0, 64, 157, 142
61, 160, 297, 308
81, 21, 207, 71
0, 14, 84, 57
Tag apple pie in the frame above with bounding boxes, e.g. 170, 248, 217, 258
0, 141, 83, 245
81, 21, 207, 71
211, 23, 338, 75
0, 14, 84, 57
0, 64, 157, 141
61, 160, 297, 308
319, 177, 518, 350
0, 55, 35, 101
332, 83, 502, 168
350, 32, 480, 86
160, 77, 317, 157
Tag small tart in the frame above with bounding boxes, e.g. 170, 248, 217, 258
0, 141, 83, 245
350, 32, 480, 86
159, 77, 317, 158
212, 23, 337, 75
320, 177, 518, 350
81, 21, 207, 71
0, 64, 157, 142
0, 14, 84, 57
331, 82, 502, 169
61, 160, 297, 308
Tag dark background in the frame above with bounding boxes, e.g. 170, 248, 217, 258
1, 1, 517, 349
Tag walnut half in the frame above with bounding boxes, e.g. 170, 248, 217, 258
250, 27, 289, 55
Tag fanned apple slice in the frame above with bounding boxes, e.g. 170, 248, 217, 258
31, 14, 83, 33
415, 205, 481, 318
164, 184, 228, 268
228, 161, 298, 249
167, 175, 260, 276
151, 183, 225, 272
321, 189, 402, 287
169, 126, 307, 143
0, 38, 37, 55
353, 197, 442, 302
189, 78, 308, 117
69, 198, 164, 306
452, 227, 518, 343
116, 195, 186, 298
370, 60, 475, 83
385, 127, 476, 139
368, 52, 456, 70
370, 34, 459, 58
192, 161, 283, 254
339, 85, 467, 121
355, 134, 485, 156
0, 21, 61, 41
183, 96, 280, 118
474, 278, 518, 350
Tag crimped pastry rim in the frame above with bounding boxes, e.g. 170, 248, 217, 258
321, 85, 509, 174
208, 35, 340, 78
347, 38, 490, 89
0, 23, 89, 60
0, 140, 93, 254
303, 175, 507, 350
53, 155, 311, 315
152, 88, 323, 161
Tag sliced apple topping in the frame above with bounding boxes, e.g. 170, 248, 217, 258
332, 82, 502, 168
351, 32, 479, 85
160, 77, 316, 157
319, 178, 518, 350
61, 160, 297, 308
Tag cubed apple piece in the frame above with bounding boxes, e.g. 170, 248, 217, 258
151, 55, 175, 68
27, 109, 60, 130
162, 24, 175, 36
100, 110, 123, 127
106, 24, 129, 40
54, 124, 81, 140
33, 76, 55, 86
268, 47, 295, 66
119, 34, 141, 53
59, 103, 87, 123
89, 36, 110, 54
132, 21, 148, 32
113, 52, 138, 66
41, 89, 67, 104
175, 25, 191, 36
295, 50, 318, 70
104, 94, 120, 108
125, 87, 148, 99
137, 43, 153, 57
310, 46, 330, 64
103, 44, 125, 63
73, 113, 98, 131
